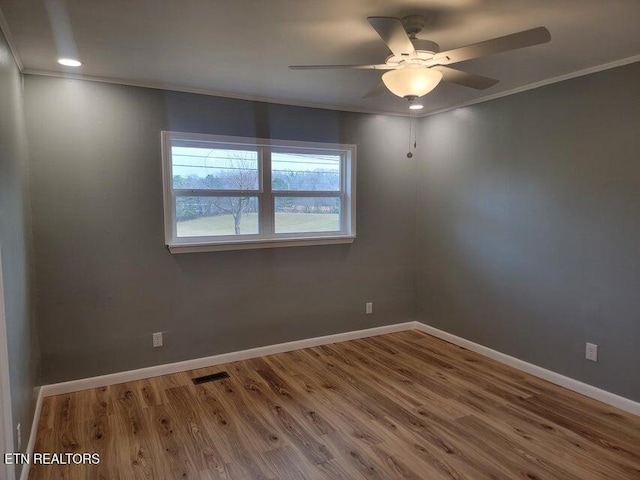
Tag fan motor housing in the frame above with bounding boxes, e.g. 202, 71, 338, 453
402, 15, 427, 36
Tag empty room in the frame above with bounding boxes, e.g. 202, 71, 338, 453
1, 0, 639, 479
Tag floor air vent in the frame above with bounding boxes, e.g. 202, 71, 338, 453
192, 371, 230, 385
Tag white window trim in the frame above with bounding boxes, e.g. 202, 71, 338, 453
161, 131, 357, 253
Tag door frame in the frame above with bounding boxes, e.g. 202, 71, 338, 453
0, 246, 17, 480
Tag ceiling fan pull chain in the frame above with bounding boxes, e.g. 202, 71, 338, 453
407, 115, 414, 158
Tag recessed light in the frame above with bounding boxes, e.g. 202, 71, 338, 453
409, 103, 424, 110
57, 58, 83, 67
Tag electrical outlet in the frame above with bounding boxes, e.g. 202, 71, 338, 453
17, 423, 21, 450
365, 302, 373, 314
152, 332, 163, 348
585, 342, 598, 362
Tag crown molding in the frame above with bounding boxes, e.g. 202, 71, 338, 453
19, 55, 640, 120
21, 68, 420, 118
0, 6, 23, 71
420, 54, 640, 118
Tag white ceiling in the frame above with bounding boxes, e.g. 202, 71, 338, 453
1, 0, 639, 115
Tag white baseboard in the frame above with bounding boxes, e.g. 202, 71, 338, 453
41, 322, 417, 397
19, 387, 43, 480
414, 322, 640, 416
25, 318, 639, 473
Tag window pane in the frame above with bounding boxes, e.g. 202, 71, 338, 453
176, 196, 258, 237
272, 152, 340, 191
171, 146, 259, 190
274, 197, 341, 233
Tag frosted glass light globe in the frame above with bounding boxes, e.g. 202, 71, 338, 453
382, 67, 442, 98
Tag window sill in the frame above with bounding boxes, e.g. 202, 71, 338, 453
167, 235, 356, 254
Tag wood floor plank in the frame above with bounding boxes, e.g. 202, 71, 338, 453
194, 382, 277, 479
295, 345, 517, 479
29, 330, 640, 479
143, 403, 198, 478
262, 445, 310, 480
163, 386, 230, 476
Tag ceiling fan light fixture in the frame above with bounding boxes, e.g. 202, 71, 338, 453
382, 67, 443, 99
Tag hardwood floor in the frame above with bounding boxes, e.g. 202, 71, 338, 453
30, 330, 640, 479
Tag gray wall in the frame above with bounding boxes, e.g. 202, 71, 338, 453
24, 76, 417, 383
22, 61, 640, 403
417, 62, 640, 401
0, 30, 39, 466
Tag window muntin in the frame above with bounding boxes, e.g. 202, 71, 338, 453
162, 132, 356, 252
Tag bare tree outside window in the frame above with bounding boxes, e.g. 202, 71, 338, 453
172, 147, 259, 237
208, 153, 258, 234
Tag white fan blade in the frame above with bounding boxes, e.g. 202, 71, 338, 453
368, 17, 417, 58
289, 64, 395, 70
430, 27, 551, 66
434, 66, 499, 90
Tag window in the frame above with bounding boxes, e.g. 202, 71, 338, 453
162, 132, 356, 253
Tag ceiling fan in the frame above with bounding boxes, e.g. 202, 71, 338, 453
290, 16, 551, 108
